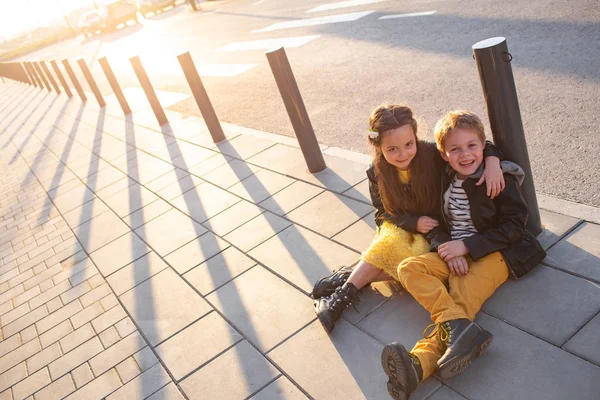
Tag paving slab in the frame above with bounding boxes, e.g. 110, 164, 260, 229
545, 222, 600, 283
342, 178, 371, 204
134, 208, 207, 256
187, 153, 233, 177
154, 174, 204, 201
427, 386, 468, 400
201, 159, 262, 189
107, 252, 169, 296
287, 191, 372, 238
224, 211, 292, 252
206, 266, 315, 352
343, 281, 401, 325
179, 340, 278, 400
62, 199, 110, 229
52, 185, 96, 215
89, 231, 150, 277
202, 200, 265, 236
228, 169, 295, 203
84, 166, 127, 193
249, 376, 307, 400
249, 226, 359, 293
169, 182, 240, 223
118, 268, 212, 346
146, 382, 185, 400
213, 134, 277, 160
563, 312, 600, 366
122, 198, 173, 230
332, 212, 376, 252
482, 265, 600, 346
102, 183, 159, 218
72, 211, 130, 253
165, 232, 230, 275
537, 209, 581, 250
144, 168, 191, 193
446, 313, 600, 400
155, 311, 242, 380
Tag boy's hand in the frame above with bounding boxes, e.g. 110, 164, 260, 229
438, 240, 468, 261
416, 216, 439, 234
447, 256, 469, 276
477, 156, 505, 199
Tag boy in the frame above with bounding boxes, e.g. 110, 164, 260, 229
381, 111, 546, 400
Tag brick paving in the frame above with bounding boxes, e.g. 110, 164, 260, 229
0, 80, 599, 399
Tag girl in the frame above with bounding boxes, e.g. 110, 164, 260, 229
313, 104, 504, 333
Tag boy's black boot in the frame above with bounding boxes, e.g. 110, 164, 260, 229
314, 282, 359, 333
435, 319, 494, 380
311, 266, 353, 299
381, 343, 422, 400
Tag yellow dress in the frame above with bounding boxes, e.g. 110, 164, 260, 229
360, 169, 430, 280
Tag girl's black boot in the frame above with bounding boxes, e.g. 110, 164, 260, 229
311, 266, 353, 299
314, 282, 360, 333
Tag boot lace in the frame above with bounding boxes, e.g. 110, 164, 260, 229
330, 286, 360, 313
423, 322, 451, 343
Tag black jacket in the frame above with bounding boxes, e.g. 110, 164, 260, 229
426, 169, 546, 279
367, 140, 502, 234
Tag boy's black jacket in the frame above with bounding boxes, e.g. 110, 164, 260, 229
425, 170, 546, 279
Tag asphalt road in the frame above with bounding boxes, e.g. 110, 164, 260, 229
15, 0, 600, 207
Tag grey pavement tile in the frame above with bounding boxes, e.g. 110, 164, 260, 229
73, 211, 130, 253
102, 183, 159, 218
126, 158, 175, 185
107, 252, 169, 296
94, 177, 136, 201
165, 232, 230, 275
134, 208, 207, 256
170, 182, 241, 223
2, 305, 48, 338
180, 340, 278, 400
0, 362, 27, 393
228, 169, 295, 203
268, 320, 392, 400
343, 281, 401, 325
84, 166, 127, 192
202, 200, 265, 237
249, 376, 307, 400
201, 159, 261, 189
52, 185, 96, 214
482, 265, 600, 346
563, 313, 600, 366
332, 212, 376, 252
155, 174, 204, 201
546, 222, 600, 283
206, 266, 315, 352
62, 199, 110, 229
342, 179, 371, 204
106, 363, 170, 400
122, 198, 173, 230
0, 339, 40, 375
115, 357, 141, 384
12, 367, 51, 400
286, 191, 372, 238
60, 324, 97, 354
224, 211, 292, 252
119, 268, 212, 346
0, 335, 21, 358
183, 247, 256, 295
537, 209, 581, 250
427, 386, 468, 400
89, 232, 150, 277
89, 332, 146, 376
248, 226, 359, 293
144, 168, 191, 192
146, 382, 185, 400
63, 368, 122, 400
166, 143, 216, 171
156, 312, 242, 380
213, 133, 277, 160
187, 153, 233, 177
71, 363, 94, 388
445, 313, 600, 400
49, 337, 104, 380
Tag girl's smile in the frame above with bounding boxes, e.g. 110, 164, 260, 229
380, 124, 417, 171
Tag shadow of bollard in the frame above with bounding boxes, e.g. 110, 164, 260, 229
40, 61, 61, 94
177, 51, 225, 143
77, 58, 105, 107
33, 61, 52, 91
266, 47, 326, 174
129, 55, 168, 126
98, 56, 131, 115
51, 60, 72, 97
62, 59, 87, 101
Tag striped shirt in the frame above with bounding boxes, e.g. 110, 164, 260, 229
444, 175, 478, 240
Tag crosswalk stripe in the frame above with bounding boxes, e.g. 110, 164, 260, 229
379, 11, 436, 19
251, 10, 374, 33
216, 36, 320, 52
307, 0, 388, 13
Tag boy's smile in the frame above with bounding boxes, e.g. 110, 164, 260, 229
380, 124, 417, 171
440, 127, 484, 179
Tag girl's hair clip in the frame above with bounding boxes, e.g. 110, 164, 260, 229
368, 129, 379, 140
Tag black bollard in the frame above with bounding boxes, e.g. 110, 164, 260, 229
98, 56, 131, 114
473, 37, 542, 235
266, 47, 326, 173
51, 60, 72, 97
77, 58, 105, 107
62, 59, 87, 101
129, 55, 168, 126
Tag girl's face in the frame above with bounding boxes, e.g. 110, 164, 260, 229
380, 124, 417, 171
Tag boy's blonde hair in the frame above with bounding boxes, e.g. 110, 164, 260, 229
434, 111, 485, 152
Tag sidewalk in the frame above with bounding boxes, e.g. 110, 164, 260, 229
0, 80, 598, 400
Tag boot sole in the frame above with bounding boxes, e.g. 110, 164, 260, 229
438, 330, 493, 380
314, 300, 335, 333
381, 344, 411, 400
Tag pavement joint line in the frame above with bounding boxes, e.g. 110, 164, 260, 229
542, 218, 584, 252
540, 260, 600, 286
241, 374, 283, 400
201, 264, 258, 298
560, 308, 600, 350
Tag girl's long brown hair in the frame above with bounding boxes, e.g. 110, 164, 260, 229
368, 105, 437, 215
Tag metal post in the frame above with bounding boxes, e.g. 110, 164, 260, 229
23, 62, 36, 87
51, 60, 72, 97
266, 47, 326, 173
62, 59, 87, 101
33, 62, 51, 91
98, 56, 130, 114
473, 37, 542, 235
27, 62, 42, 87
177, 51, 225, 143
129, 55, 168, 126
40, 61, 61, 94
77, 58, 105, 107
20, 62, 32, 85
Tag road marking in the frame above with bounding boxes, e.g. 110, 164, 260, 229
307, 0, 388, 13
379, 11, 436, 19
196, 64, 258, 77
216, 35, 320, 52
252, 10, 374, 33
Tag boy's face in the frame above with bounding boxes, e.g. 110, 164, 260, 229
440, 128, 484, 178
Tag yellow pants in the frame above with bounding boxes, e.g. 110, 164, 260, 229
360, 221, 430, 280
397, 251, 509, 379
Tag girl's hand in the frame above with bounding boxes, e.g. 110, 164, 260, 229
476, 156, 505, 199
416, 216, 439, 234
447, 256, 469, 276
438, 240, 468, 261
